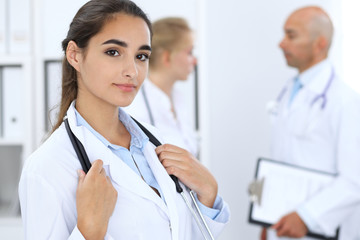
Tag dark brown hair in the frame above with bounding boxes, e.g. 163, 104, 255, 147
52, 0, 152, 132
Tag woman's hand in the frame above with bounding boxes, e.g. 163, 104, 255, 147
156, 144, 218, 208
76, 159, 118, 240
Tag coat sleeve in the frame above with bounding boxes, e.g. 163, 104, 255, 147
202, 195, 231, 238
19, 172, 115, 240
298, 94, 360, 235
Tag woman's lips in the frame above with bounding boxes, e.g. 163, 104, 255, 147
113, 83, 136, 92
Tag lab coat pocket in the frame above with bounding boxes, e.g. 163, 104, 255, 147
290, 105, 324, 138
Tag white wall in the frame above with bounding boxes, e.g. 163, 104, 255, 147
203, 1, 342, 239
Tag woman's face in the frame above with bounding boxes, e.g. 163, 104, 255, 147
76, 14, 151, 107
169, 32, 196, 81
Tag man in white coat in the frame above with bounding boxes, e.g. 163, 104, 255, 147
262, 6, 360, 240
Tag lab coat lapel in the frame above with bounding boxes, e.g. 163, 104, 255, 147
66, 103, 169, 219
143, 142, 180, 240
284, 64, 333, 136
107, 153, 169, 216
289, 61, 333, 114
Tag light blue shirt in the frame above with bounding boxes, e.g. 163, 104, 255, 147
75, 107, 221, 220
288, 77, 303, 105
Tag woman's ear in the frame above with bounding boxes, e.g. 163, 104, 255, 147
161, 50, 171, 67
66, 40, 82, 72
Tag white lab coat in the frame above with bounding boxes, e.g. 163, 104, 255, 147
19, 102, 230, 240
124, 79, 199, 156
267, 60, 360, 240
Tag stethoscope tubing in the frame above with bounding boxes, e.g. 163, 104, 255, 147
64, 115, 91, 173
276, 67, 335, 110
141, 86, 155, 126
63, 115, 213, 239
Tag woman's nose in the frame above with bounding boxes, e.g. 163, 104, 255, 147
123, 58, 138, 79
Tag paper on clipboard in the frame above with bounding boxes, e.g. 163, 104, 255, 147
248, 158, 338, 239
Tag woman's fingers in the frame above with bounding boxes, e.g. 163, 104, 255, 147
77, 169, 85, 185
155, 144, 184, 155
76, 159, 117, 239
156, 144, 218, 208
88, 159, 104, 175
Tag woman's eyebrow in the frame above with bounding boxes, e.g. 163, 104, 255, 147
139, 45, 152, 52
102, 39, 151, 52
102, 39, 127, 47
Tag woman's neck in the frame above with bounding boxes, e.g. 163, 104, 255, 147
75, 93, 131, 148
148, 70, 176, 98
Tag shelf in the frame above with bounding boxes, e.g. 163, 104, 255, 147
0, 216, 23, 240
0, 216, 22, 225
0, 56, 31, 65
0, 139, 24, 146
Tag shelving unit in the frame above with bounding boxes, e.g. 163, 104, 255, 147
0, 57, 32, 237
0, 0, 33, 237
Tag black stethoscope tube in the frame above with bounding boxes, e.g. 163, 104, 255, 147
63, 114, 213, 239
64, 116, 91, 173
64, 115, 183, 193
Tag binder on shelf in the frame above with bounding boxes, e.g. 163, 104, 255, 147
0, 66, 3, 137
9, 0, 31, 54
45, 60, 62, 131
0, 0, 7, 54
0, 145, 22, 217
248, 157, 339, 240
2, 66, 23, 139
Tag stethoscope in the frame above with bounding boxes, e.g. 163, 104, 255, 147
63, 115, 214, 240
141, 86, 155, 126
268, 67, 335, 116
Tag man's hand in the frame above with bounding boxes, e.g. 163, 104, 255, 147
260, 227, 267, 240
272, 212, 308, 238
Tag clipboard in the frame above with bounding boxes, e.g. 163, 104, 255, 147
248, 158, 339, 240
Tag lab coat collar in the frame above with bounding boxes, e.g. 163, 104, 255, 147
144, 79, 172, 111
66, 101, 112, 166
288, 59, 334, 112
299, 59, 334, 95
65, 102, 171, 220
143, 142, 180, 240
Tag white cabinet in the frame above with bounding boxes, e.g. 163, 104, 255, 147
0, 57, 33, 237
0, 0, 33, 238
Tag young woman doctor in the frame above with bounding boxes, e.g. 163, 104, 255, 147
18, 0, 230, 239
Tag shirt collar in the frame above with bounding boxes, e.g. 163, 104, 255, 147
74, 107, 149, 150
297, 59, 330, 87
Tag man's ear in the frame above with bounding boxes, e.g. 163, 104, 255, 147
66, 40, 82, 72
314, 36, 328, 55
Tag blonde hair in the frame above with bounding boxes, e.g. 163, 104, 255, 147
150, 17, 191, 69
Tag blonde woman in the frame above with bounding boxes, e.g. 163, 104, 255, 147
125, 17, 199, 156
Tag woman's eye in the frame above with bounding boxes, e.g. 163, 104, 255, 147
137, 54, 149, 61
105, 49, 120, 56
